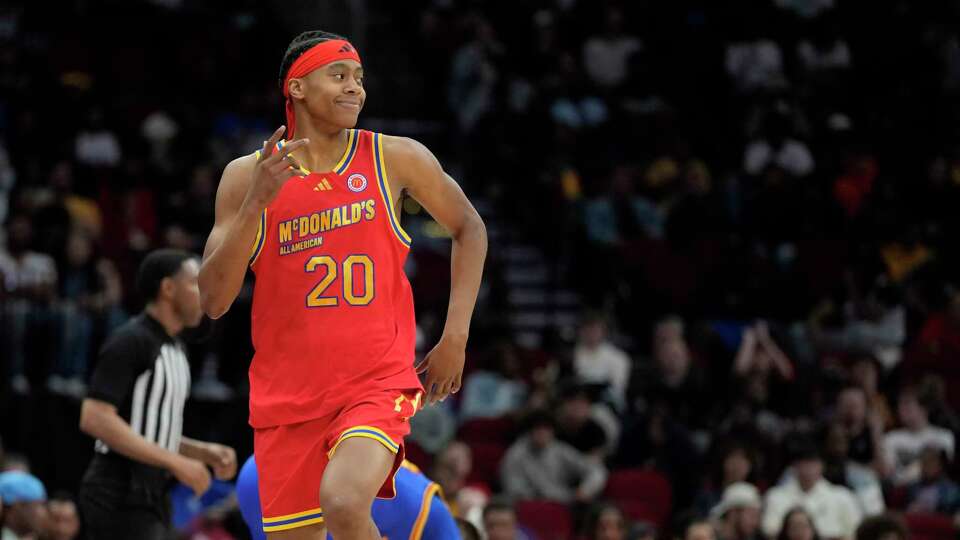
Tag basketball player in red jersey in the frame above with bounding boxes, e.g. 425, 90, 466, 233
198, 31, 487, 540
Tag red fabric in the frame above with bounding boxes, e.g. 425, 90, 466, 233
254, 386, 420, 523
905, 512, 955, 540
249, 129, 421, 428
466, 442, 507, 486
603, 468, 673, 528
283, 39, 361, 138
457, 416, 515, 445
516, 500, 573, 540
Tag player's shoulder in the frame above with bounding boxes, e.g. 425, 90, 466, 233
379, 134, 441, 183
215, 152, 258, 198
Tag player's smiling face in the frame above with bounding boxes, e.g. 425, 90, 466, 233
302, 60, 365, 128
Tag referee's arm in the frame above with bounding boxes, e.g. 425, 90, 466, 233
80, 400, 211, 496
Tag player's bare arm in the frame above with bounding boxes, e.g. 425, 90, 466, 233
382, 135, 488, 405
199, 126, 309, 318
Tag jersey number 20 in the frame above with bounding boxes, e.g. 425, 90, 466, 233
305, 255, 374, 307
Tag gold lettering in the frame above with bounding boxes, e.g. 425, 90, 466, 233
310, 214, 321, 235
279, 221, 292, 244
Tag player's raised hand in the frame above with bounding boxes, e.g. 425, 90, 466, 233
244, 125, 310, 211
417, 336, 465, 405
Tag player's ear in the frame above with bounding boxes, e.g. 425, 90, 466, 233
288, 78, 306, 99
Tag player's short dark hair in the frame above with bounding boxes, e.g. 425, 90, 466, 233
855, 514, 908, 540
279, 30, 350, 86
136, 249, 195, 303
456, 518, 482, 540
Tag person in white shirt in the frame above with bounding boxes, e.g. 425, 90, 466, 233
883, 386, 955, 486
762, 441, 862, 540
573, 313, 630, 410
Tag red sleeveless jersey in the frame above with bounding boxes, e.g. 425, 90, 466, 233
247, 129, 421, 428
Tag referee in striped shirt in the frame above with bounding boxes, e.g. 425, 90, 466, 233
78, 249, 237, 539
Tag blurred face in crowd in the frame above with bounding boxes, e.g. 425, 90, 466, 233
731, 506, 761, 539
898, 393, 928, 430
824, 424, 849, 460
838, 388, 867, 428
850, 359, 879, 395
7, 215, 33, 254
47, 499, 80, 540
920, 447, 945, 481
657, 339, 691, 385
484, 508, 518, 540
560, 393, 592, 427
432, 442, 472, 496
66, 231, 93, 268
595, 507, 626, 540
723, 449, 752, 485
580, 320, 606, 348
6, 500, 49, 536
165, 259, 204, 328
784, 510, 816, 540
654, 318, 684, 346
794, 458, 823, 491
686, 522, 716, 540
531, 424, 555, 450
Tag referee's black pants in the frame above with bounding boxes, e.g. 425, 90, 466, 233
79, 456, 173, 540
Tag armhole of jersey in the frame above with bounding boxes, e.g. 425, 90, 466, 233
409, 482, 441, 540
249, 209, 267, 267
373, 133, 413, 248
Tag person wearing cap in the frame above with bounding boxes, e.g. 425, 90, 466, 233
761, 438, 862, 540
711, 482, 763, 540
0, 471, 48, 540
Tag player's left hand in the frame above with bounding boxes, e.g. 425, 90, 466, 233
204, 443, 237, 481
417, 335, 466, 405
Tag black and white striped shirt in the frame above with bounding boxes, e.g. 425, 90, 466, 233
87, 313, 192, 456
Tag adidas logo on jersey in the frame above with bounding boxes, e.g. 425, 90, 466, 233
338, 44, 354, 53
313, 178, 334, 191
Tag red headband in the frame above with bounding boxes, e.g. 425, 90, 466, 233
283, 39, 362, 138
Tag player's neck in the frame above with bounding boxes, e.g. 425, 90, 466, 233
292, 120, 349, 173
145, 302, 183, 336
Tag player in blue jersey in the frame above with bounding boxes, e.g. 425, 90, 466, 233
237, 455, 461, 540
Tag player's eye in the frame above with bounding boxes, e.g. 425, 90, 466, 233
333, 73, 345, 80
356, 76, 364, 86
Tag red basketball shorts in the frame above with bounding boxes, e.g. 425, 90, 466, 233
253, 387, 423, 533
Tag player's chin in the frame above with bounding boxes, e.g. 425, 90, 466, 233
331, 107, 361, 128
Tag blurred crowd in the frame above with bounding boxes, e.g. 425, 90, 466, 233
4, 0, 960, 539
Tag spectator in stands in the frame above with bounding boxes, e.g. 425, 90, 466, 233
583, 503, 628, 540
432, 441, 488, 523
761, 439, 862, 539
500, 411, 607, 504
555, 383, 610, 459
695, 443, 758, 516
743, 116, 815, 179
848, 356, 894, 430
457, 518, 481, 540
853, 515, 907, 540
776, 509, 819, 540
460, 341, 529, 422
0, 471, 49, 540
680, 516, 717, 540
45, 492, 80, 540
836, 386, 885, 471
883, 385, 955, 486
906, 447, 960, 514
574, 312, 630, 411
0, 214, 59, 395
819, 422, 885, 516
710, 482, 764, 540
482, 498, 533, 540
581, 7, 642, 90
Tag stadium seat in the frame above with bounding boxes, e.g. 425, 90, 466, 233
517, 500, 573, 540
603, 468, 672, 528
466, 442, 507, 489
458, 416, 515, 445
904, 512, 955, 540
404, 440, 433, 473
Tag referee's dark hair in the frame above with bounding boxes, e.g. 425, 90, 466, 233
136, 249, 195, 303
